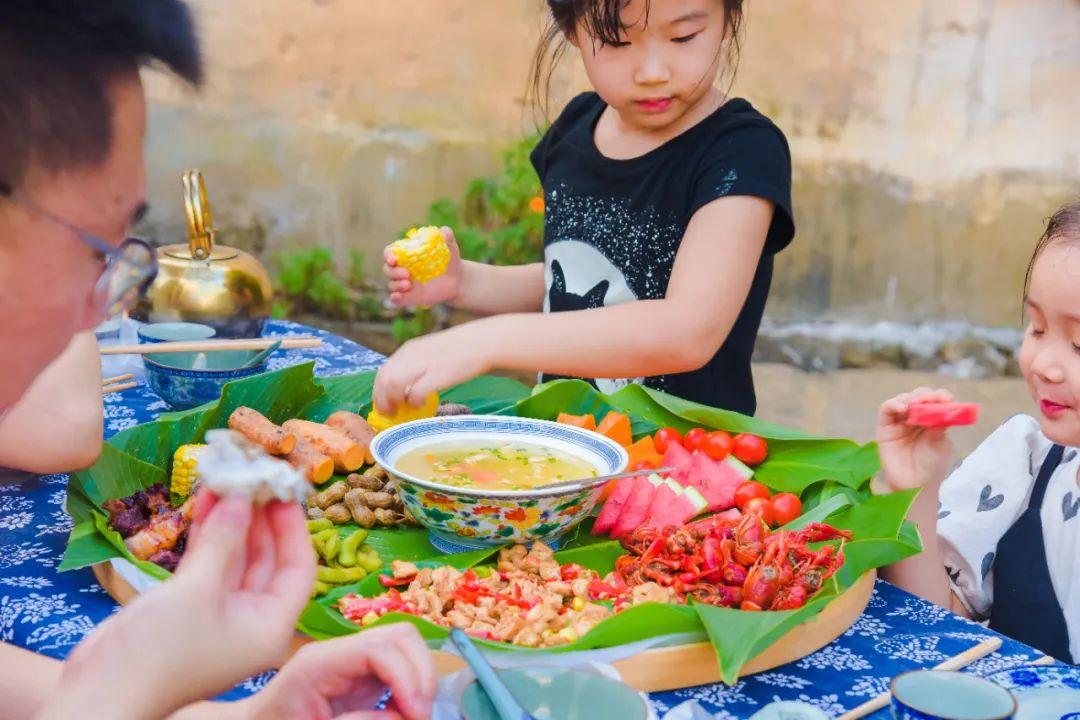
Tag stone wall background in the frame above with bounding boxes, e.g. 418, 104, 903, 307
139, 0, 1080, 328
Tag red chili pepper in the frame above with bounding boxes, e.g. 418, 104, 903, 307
377, 574, 414, 588
560, 563, 585, 581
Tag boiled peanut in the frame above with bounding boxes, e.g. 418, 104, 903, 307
315, 482, 348, 509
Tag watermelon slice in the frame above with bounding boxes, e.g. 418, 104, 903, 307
662, 442, 694, 483
593, 477, 635, 535
686, 451, 752, 511
612, 474, 662, 538
908, 401, 980, 428
643, 480, 708, 530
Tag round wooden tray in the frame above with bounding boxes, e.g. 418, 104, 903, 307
93, 562, 875, 692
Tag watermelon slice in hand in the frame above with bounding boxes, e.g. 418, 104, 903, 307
612, 475, 662, 538
642, 479, 708, 530
908, 401, 980, 428
686, 451, 752, 512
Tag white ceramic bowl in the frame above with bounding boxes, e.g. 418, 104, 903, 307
370, 415, 628, 553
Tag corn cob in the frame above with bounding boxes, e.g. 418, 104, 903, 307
170, 443, 207, 500
367, 392, 440, 433
388, 226, 450, 284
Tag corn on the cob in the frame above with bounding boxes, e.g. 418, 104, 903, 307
367, 392, 440, 433
388, 226, 450, 284
170, 443, 207, 500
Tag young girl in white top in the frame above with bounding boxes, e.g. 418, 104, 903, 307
878, 201, 1080, 663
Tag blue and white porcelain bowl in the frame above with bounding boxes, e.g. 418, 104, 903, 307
370, 415, 628, 553
986, 664, 1080, 720
891, 670, 1017, 720
137, 322, 216, 344
144, 350, 267, 410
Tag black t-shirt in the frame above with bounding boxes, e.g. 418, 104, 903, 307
531, 92, 795, 415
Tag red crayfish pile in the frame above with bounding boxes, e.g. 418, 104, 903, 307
607, 510, 852, 611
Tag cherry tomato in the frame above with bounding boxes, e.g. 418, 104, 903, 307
732, 433, 769, 466
770, 493, 803, 526
734, 480, 771, 511
653, 427, 683, 455
744, 497, 775, 525
703, 430, 734, 461
684, 428, 709, 453
630, 460, 656, 472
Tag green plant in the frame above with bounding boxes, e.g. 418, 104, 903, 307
421, 132, 546, 266
273, 247, 384, 322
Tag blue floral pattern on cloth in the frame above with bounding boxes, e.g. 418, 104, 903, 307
0, 321, 1054, 713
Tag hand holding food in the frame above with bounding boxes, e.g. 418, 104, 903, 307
240, 624, 436, 720
58, 491, 315, 718
876, 388, 958, 491
372, 320, 494, 416
384, 225, 463, 307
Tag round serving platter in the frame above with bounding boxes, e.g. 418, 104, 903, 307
92, 561, 875, 692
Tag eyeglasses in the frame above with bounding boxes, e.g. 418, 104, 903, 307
0, 183, 158, 317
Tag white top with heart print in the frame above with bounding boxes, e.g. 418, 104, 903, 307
937, 413, 1080, 662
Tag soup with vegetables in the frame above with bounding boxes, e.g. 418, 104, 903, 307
396, 442, 598, 490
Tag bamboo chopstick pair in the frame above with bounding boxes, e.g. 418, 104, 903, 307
102, 373, 136, 395
836, 637, 1053, 720
99, 336, 322, 356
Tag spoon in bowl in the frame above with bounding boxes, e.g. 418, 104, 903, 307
449, 628, 536, 720
541, 466, 673, 493
241, 339, 281, 368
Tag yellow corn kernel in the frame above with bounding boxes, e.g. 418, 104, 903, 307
361, 611, 380, 627
170, 444, 207, 500
571, 596, 585, 612
388, 226, 450, 284
367, 392, 440, 432
557, 627, 579, 643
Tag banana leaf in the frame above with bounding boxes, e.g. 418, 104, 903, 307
61, 363, 530, 571
62, 370, 920, 683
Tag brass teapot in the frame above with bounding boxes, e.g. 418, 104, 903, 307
134, 170, 273, 338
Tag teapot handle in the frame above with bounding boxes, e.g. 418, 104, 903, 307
182, 169, 215, 259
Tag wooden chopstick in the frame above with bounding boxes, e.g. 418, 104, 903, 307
836, 637, 1003, 720
100, 336, 321, 355
101, 373, 134, 386
102, 381, 137, 395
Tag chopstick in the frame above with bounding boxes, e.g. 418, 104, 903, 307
836, 637, 1003, 720
102, 373, 134, 386
102, 381, 137, 395
100, 336, 321, 355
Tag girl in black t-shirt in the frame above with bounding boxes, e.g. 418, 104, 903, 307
376, 0, 794, 416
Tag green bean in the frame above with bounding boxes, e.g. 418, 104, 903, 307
356, 552, 382, 573
313, 528, 337, 543
338, 529, 367, 567
316, 566, 367, 584
322, 533, 341, 561
473, 566, 493, 578
307, 519, 334, 533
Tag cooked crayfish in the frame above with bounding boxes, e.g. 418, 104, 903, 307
614, 510, 851, 611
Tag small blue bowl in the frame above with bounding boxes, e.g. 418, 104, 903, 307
143, 350, 267, 410
138, 322, 216, 344
892, 670, 1017, 720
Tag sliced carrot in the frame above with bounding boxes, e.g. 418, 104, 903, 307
626, 436, 657, 465
557, 413, 597, 431
598, 411, 633, 448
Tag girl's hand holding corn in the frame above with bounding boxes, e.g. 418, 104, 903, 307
384, 225, 464, 308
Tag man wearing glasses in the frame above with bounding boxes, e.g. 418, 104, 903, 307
0, 5, 182, 413
0, 0, 200, 714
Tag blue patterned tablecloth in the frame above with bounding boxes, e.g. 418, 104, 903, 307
0, 321, 1049, 718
